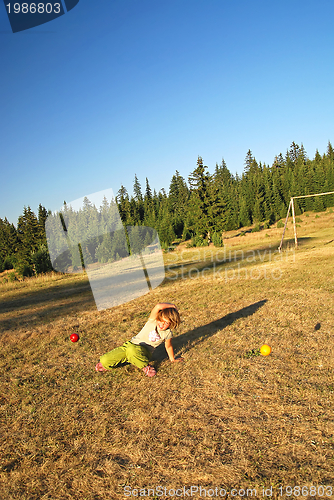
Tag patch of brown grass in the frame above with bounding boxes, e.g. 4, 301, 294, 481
1, 210, 334, 499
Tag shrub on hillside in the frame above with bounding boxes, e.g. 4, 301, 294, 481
187, 234, 209, 247
31, 245, 53, 274
3, 256, 14, 270
16, 263, 34, 278
182, 229, 191, 241
8, 271, 19, 282
192, 234, 209, 247
212, 231, 223, 247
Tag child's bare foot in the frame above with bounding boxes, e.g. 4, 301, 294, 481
143, 365, 156, 377
95, 362, 107, 372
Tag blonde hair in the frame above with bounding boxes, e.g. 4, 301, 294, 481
156, 308, 181, 330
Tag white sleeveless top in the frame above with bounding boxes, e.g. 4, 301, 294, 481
131, 318, 173, 353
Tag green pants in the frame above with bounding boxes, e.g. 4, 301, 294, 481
100, 341, 152, 370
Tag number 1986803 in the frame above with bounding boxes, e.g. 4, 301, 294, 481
6, 3, 61, 14
279, 485, 332, 497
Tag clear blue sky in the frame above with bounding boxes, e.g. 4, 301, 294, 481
1, 0, 334, 225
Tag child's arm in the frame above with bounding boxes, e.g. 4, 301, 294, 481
149, 302, 177, 321
165, 338, 183, 363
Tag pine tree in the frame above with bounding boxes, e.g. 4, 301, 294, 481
143, 178, 157, 228
253, 186, 265, 222
144, 178, 152, 201
0, 218, 18, 267
133, 174, 143, 202
16, 206, 41, 275
287, 142, 300, 165
238, 197, 251, 227
111, 228, 129, 260
132, 175, 144, 222
127, 225, 145, 255
116, 186, 131, 225
95, 232, 113, 263
129, 196, 141, 225
208, 166, 228, 232
244, 149, 253, 173
37, 204, 48, 244
262, 165, 275, 222
273, 153, 285, 169
168, 171, 189, 237
187, 156, 211, 237
326, 141, 334, 161
85, 203, 100, 265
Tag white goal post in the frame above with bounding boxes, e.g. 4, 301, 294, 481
278, 191, 334, 252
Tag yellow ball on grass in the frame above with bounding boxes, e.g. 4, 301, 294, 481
260, 344, 271, 356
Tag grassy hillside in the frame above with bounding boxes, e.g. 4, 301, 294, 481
1, 210, 334, 499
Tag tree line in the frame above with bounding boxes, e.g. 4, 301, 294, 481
1, 141, 334, 277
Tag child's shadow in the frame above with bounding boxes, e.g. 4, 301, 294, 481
151, 299, 268, 365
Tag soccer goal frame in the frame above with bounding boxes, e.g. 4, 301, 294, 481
278, 191, 334, 252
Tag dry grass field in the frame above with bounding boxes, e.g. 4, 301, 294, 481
1, 210, 334, 499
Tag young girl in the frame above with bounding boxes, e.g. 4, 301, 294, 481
95, 303, 183, 377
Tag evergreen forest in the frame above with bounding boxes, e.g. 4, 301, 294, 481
1, 141, 334, 278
